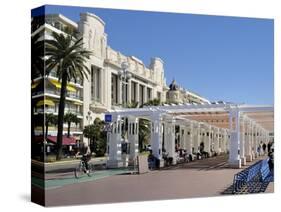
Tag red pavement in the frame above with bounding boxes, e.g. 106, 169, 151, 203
42, 154, 273, 207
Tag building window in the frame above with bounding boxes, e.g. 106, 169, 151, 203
147, 87, 152, 101
139, 85, 144, 105
91, 66, 101, 102
157, 92, 161, 101
111, 74, 118, 105
131, 81, 136, 102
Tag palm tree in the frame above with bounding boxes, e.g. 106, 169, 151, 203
138, 119, 151, 152
64, 112, 79, 137
45, 32, 92, 160
45, 113, 57, 138
31, 31, 44, 145
31, 33, 45, 80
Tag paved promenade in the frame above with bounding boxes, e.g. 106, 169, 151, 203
38, 154, 273, 207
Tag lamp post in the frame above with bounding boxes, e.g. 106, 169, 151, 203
118, 62, 132, 165
86, 111, 92, 125
85, 110, 92, 147
118, 61, 132, 107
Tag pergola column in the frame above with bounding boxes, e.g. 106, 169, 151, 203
179, 125, 185, 149
151, 114, 163, 162
186, 122, 193, 155
257, 127, 262, 157
193, 123, 201, 153
164, 118, 176, 164
107, 114, 123, 168
252, 123, 257, 159
249, 121, 254, 160
254, 125, 259, 158
203, 125, 211, 156
228, 109, 241, 168
240, 116, 246, 165
221, 129, 227, 153
214, 127, 220, 155
128, 116, 139, 164
245, 119, 253, 162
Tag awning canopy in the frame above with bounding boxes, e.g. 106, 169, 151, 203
49, 79, 76, 92
47, 136, 76, 145
36, 99, 55, 107
73, 101, 83, 105
34, 135, 77, 145
31, 80, 41, 89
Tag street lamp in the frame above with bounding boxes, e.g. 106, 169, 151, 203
85, 110, 92, 147
86, 110, 92, 125
118, 61, 132, 107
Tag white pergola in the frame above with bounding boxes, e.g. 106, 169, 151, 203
105, 103, 274, 168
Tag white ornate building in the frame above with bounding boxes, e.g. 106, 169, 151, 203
32, 13, 210, 143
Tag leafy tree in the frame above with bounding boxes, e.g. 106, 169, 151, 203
64, 112, 79, 137
125, 99, 161, 152
138, 119, 151, 152
45, 31, 92, 160
83, 118, 107, 157
141, 98, 161, 107
126, 101, 139, 109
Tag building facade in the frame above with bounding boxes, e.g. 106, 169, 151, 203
32, 12, 209, 144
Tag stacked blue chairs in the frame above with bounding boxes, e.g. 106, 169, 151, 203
232, 159, 272, 194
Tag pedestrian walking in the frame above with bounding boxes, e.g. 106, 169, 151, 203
262, 143, 267, 155
268, 151, 274, 175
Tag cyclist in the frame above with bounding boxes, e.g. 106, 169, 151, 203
76, 143, 92, 173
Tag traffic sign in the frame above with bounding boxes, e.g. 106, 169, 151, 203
105, 114, 112, 122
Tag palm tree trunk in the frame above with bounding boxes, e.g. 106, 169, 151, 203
56, 71, 68, 160
31, 99, 35, 143
45, 121, 49, 138
67, 121, 71, 137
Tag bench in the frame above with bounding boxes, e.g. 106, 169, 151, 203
232, 159, 273, 194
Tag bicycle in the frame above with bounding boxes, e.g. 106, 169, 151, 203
74, 157, 94, 179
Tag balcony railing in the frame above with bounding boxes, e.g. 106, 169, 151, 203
48, 72, 83, 85
34, 108, 83, 117
45, 89, 83, 101
32, 90, 44, 96
32, 89, 83, 101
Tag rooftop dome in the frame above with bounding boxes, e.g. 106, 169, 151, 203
169, 79, 179, 91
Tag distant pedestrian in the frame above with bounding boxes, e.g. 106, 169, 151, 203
262, 143, 267, 154
268, 152, 274, 174
267, 142, 272, 153
257, 146, 261, 156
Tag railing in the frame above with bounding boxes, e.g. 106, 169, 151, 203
45, 89, 83, 101
48, 72, 83, 85
232, 159, 273, 194
32, 88, 83, 101
32, 90, 44, 96
34, 108, 83, 116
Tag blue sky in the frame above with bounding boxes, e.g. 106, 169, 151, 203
41, 5, 273, 105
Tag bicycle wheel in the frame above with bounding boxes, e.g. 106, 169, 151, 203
74, 164, 83, 179
87, 163, 94, 177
